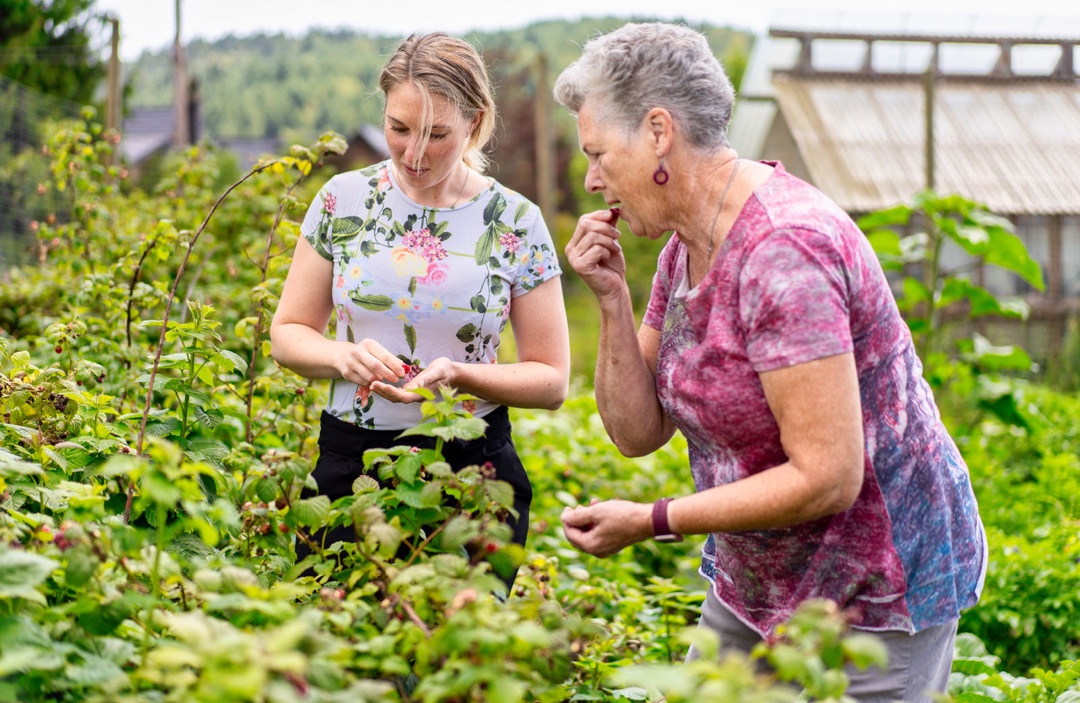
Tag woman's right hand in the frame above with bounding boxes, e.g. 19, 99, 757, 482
564, 207, 626, 299
334, 338, 405, 388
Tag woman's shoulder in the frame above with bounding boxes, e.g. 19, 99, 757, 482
322, 161, 392, 193
482, 179, 547, 226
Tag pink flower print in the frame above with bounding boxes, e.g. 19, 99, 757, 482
335, 275, 344, 288
462, 399, 477, 415
354, 384, 370, 405
499, 232, 521, 253
323, 192, 337, 215
418, 261, 448, 286
500, 299, 511, 320
377, 167, 392, 191
402, 228, 448, 263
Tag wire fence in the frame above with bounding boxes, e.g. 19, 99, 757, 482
0, 74, 82, 270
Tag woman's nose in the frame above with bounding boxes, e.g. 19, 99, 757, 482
584, 163, 603, 194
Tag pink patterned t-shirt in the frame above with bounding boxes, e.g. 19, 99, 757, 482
643, 162, 985, 636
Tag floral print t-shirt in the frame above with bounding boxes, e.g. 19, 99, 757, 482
301, 160, 561, 430
642, 162, 986, 637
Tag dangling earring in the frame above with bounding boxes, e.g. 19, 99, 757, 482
653, 160, 669, 185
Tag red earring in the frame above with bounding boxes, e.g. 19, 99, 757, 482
653, 161, 669, 185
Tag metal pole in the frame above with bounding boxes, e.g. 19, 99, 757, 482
924, 46, 937, 192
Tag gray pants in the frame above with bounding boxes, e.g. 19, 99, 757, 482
687, 588, 957, 703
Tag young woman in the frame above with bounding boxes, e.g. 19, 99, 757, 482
271, 33, 570, 587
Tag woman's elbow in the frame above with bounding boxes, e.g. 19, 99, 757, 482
609, 431, 664, 458
825, 463, 864, 515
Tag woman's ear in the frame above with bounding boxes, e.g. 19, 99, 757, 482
646, 107, 674, 156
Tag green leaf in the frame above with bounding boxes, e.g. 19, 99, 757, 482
63, 544, 99, 588
486, 479, 515, 509
840, 633, 889, 671
474, 228, 495, 265
952, 658, 999, 677
455, 323, 477, 343
352, 475, 380, 494
394, 453, 423, 483
0, 550, 58, 602
291, 496, 331, 527
953, 694, 1000, 703
865, 229, 902, 257
395, 481, 431, 509
483, 192, 507, 225
52, 444, 93, 471
436, 515, 475, 551
194, 406, 225, 429
349, 292, 394, 311
967, 334, 1034, 372
982, 227, 1045, 291
211, 348, 248, 375
64, 654, 126, 687
901, 276, 931, 306
856, 203, 912, 229
330, 215, 365, 240
255, 478, 278, 503
486, 677, 527, 703
405, 324, 417, 354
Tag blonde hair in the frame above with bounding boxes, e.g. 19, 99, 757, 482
379, 33, 497, 173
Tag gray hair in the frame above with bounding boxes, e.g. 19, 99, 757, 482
553, 22, 735, 152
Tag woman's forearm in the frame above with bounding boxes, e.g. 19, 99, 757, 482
448, 359, 568, 411
593, 287, 673, 456
269, 323, 344, 380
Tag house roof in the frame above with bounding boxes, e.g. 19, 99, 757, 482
770, 75, 1080, 215
729, 9, 1080, 216
120, 106, 174, 164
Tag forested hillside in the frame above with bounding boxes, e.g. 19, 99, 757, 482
122, 17, 753, 144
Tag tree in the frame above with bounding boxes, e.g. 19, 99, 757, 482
0, 0, 105, 104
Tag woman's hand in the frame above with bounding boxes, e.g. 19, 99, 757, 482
560, 499, 654, 558
564, 207, 626, 299
370, 356, 456, 404
335, 338, 406, 388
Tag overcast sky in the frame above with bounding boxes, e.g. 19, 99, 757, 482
93, 0, 1080, 61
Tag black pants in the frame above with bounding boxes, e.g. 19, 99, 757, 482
296, 406, 531, 587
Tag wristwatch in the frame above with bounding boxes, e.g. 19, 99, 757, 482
651, 498, 683, 543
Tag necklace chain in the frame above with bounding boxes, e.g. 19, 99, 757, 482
449, 164, 470, 208
695, 159, 740, 287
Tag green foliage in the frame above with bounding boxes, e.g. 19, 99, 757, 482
950, 633, 1080, 703
860, 190, 1080, 677
123, 20, 752, 145
4, 108, 1079, 703
0, 115, 890, 702
859, 190, 1044, 432
952, 382, 1080, 674
0, 0, 106, 104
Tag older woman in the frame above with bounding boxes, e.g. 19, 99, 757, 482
556, 22, 985, 702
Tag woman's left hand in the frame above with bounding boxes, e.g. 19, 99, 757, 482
560, 499, 654, 557
370, 357, 456, 404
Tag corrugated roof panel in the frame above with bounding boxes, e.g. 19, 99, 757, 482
728, 100, 777, 158
772, 76, 1080, 215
